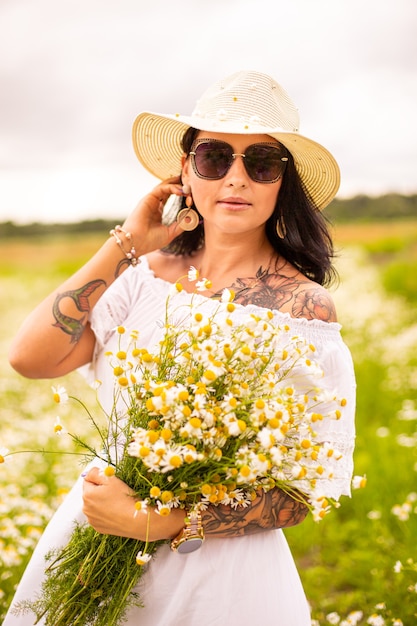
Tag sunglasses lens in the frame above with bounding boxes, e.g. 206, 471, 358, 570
244, 145, 287, 182
193, 142, 233, 179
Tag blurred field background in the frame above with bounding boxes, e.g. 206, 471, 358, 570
1, 209, 417, 625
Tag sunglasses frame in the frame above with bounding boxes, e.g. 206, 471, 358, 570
189, 138, 289, 184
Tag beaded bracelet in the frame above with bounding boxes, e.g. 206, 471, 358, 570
109, 225, 140, 266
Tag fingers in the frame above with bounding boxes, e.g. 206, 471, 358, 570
151, 177, 186, 207
121, 176, 191, 253
83, 466, 107, 486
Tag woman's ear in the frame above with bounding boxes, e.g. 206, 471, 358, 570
181, 155, 191, 185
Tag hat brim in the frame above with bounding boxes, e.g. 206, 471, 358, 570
132, 112, 340, 210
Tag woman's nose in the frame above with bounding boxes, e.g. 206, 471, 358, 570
224, 154, 249, 186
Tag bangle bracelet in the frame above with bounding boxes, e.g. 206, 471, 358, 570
109, 225, 140, 266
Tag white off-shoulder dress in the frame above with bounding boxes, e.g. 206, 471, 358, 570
5, 258, 356, 626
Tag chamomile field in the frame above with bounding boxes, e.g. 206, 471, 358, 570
1, 222, 416, 625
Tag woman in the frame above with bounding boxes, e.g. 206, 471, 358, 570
5, 70, 356, 625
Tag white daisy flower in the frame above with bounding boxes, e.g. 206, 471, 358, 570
52, 385, 69, 404
136, 551, 152, 566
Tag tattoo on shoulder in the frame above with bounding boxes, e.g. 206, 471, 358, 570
217, 266, 299, 310
292, 287, 337, 322
213, 265, 336, 321
52, 279, 106, 343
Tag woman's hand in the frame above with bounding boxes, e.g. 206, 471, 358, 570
122, 177, 187, 256
82, 468, 309, 543
82, 467, 185, 542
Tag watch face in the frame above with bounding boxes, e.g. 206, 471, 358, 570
177, 537, 204, 554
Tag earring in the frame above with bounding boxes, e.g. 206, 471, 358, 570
176, 184, 199, 231
276, 213, 287, 239
176, 208, 200, 231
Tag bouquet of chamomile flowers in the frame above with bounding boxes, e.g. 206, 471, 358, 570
16, 271, 348, 626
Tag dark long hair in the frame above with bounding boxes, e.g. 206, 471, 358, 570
163, 127, 337, 286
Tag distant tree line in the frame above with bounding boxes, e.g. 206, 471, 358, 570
324, 193, 417, 222
0, 194, 416, 238
0, 218, 120, 239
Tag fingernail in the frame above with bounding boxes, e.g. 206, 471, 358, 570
81, 471, 87, 477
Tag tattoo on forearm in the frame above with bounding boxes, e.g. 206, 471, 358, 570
201, 489, 309, 538
52, 279, 106, 342
115, 258, 130, 278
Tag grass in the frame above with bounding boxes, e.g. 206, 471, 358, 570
1, 223, 417, 625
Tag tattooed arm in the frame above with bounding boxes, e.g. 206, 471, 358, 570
82, 468, 309, 541
8, 239, 120, 379
202, 489, 309, 537
8, 178, 188, 379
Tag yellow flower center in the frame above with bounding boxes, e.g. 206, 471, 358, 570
158, 506, 171, 516
268, 417, 280, 429
169, 455, 182, 468
161, 428, 173, 441
203, 369, 216, 381
239, 465, 251, 478
147, 431, 160, 445
189, 417, 202, 429
182, 405, 192, 417
161, 490, 174, 503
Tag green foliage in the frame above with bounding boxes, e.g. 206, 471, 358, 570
287, 340, 417, 623
15, 525, 147, 626
326, 193, 417, 222
363, 231, 417, 305
382, 259, 417, 304
0, 219, 120, 239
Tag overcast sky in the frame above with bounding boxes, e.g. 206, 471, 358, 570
1, 0, 416, 223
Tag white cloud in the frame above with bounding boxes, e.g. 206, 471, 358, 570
0, 0, 416, 222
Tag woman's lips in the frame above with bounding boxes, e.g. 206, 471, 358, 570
218, 197, 251, 208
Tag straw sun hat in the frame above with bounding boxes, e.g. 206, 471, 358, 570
132, 70, 340, 210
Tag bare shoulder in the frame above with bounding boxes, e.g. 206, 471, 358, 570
145, 250, 194, 283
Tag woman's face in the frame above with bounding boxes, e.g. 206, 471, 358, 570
181, 132, 283, 238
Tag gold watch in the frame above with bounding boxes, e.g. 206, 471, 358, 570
171, 510, 204, 554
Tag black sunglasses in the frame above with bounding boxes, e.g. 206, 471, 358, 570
189, 139, 289, 183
